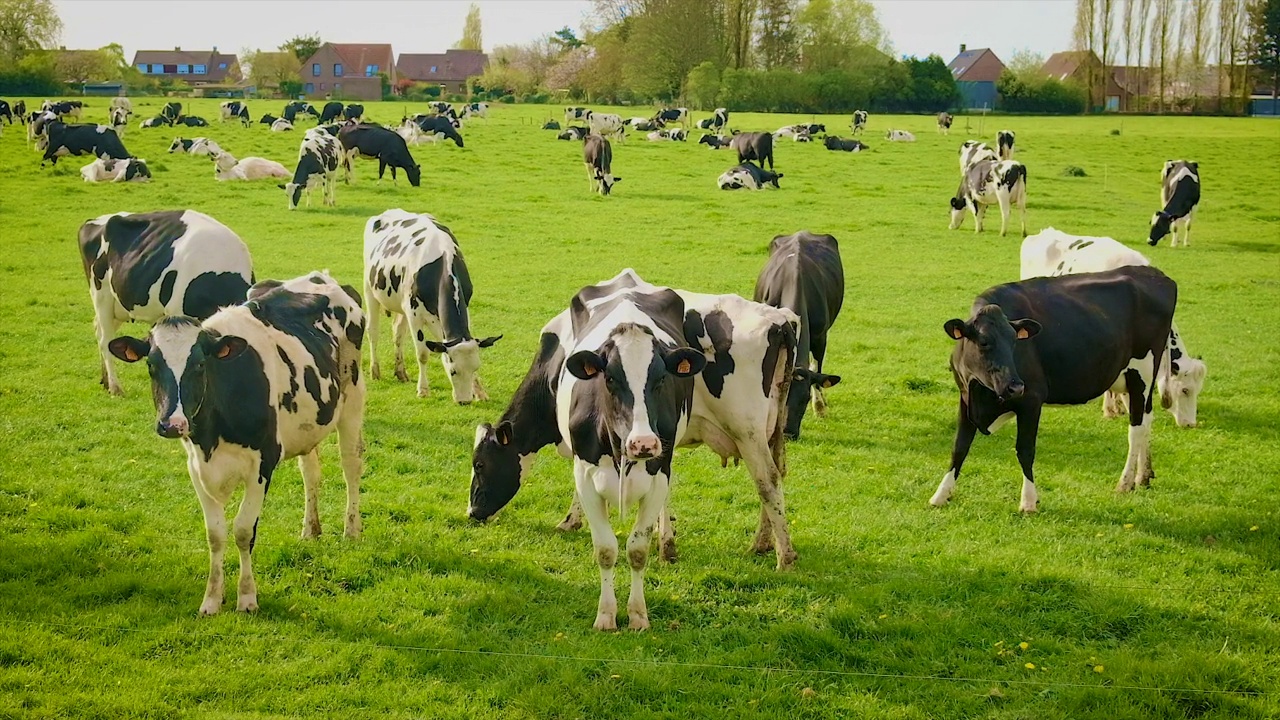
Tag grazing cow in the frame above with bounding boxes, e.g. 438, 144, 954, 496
583, 134, 620, 196
78, 209, 254, 395
653, 107, 689, 128
729, 132, 774, 170
886, 129, 916, 142
271, 118, 294, 132
851, 110, 868, 134
1020, 228, 1207, 427
959, 140, 997, 173
937, 112, 954, 133
646, 129, 687, 142
259, 113, 279, 126
557, 126, 589, 141
363, 209, 501, 403
823, 136, 869, 152
343, 104, 365, 122
337, 123, 422, 186
28, 110, 56, 147
210, 151, 290, 181
41, 122, 131, 166
13, 99, 25, 123
932, 266, 1177, 512
753, 232, 843, 438
139, 115, 171, 129
45, 100, 84, 119
280, 129, 341, 209
543, 120, 561, 130
589, 112, 625, 142
281, 101, 318, 122
997, 130, 1016, 160
0, 99, 13, 124
109, 107, 129, 137
413, 115, 464, 147
718, 161, 782, 190
167, 136, 223, 156
565, 106, 591, 125
1149, 160, 1200, 247
319, 101, 344, 123
793, 132, 813, 143
175, 115, 209, 127
949, 159, 1028, 236
461, 102, 488, 120
698, 133, 731, 149
161, 102, 181, 121
696, 108, 730, 130
108, 271, 366, 615
81, 155, 151, 183
220, 100, 250, 124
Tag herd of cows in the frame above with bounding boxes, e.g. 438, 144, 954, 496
3, 96, 1210, 630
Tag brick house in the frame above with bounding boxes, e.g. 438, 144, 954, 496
132, 47, 241, 84
947, 45, 1007, 110
396, 49, 488, 94
1043, 50, 1132, 111
299, 43, 395, 101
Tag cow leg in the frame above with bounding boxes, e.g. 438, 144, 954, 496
298, 449, 323, 538
741, 442, 796, 569
556, 490, 584, 531
366, 290, 382, 381
408, 316, 433, 398
658, 503, 677, 562
471, 375, 489, 402
931, 400, 978, 506
391, 314, 411, 383
575, 460, 619, 631
998, 192, 1012, 236
337, 383, 365, 539
92, 291, 125, 395
625, 471, 669, 631
232, 464, 270, 613
376, 160, 386, 184
1018, 193, 1028, 237
191, 465, 228, 616
1014, 406, 1042, 512
1117, 356, 1157, 492
811, 337, 829, 418
974, 203, 987, 233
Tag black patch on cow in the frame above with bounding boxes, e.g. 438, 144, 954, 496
159, 270, 178, 306
102, 211, 185, 311
684, 309, 735, 398
388, 268, 402, 294
184, 271, 252, 319
277, 346, 300, 412
412, 258, 443, 319
77, 221, 105, 283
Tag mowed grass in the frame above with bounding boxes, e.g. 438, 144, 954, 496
1, 98, 1278, 719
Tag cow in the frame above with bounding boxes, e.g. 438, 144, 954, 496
0, 99, 12, 124
696, 109, 730, 130
851, 110, 868, 135
109, 97, 131, 114
109, 107, 129, 138
753, 232, 843, 439
410, 111, 460, 129
167, 136, 223, 156
45, 100, 84, 120
161, 102, 181, 121
886, 130, 916, 142
932, 266, 1178, 513
937, 112, 954, 133
718, 161, 782, 190
557, 126, 589, 141
319, 101, 344, 123
271, 118, 294, 132
824, 136, 869, 152
653, 107, 689, 128
80, 155, 151, 183
582, 134, 620, 196
413, 115, 464, 147
396, 120, 427, 146
1150, 161, 1200, 247
959, 140, 997, 174
220, 100, 249, 123
259, 113, 279, 126
646, 129, 687, 142
565, 106, 591, 125
343, 104, 365, 122
282, 101, 318, 122
139, 115, 171, 129
13, 99, 26, 123
210, 151, 290, 181
175, 115, 209, 127
280, 128, 342, 210
626, 117, 663, 132
107, 271, 366, 616
28, 110, 56, 147
729, 132, 774, 170
949, 159, 1028, 237
589, 112, 625, 142
337, 123, 422, 186
41, 122, 131, 166
543, 120, 561, 130
362, 209, 501, 403
77, 209, 254, 395
461, 102, 488, 120
428, 101, 455, 116
997, 130, 1016, 160
698, 133, 731, 149
1019, 228, 1207, 428
466, 269, 801, 577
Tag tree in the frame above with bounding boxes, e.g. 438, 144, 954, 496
1251, 0, 1280, 98
456, 3, 483, 51
1122, 0, 1153, 107
1097, 0, 1117, 108
0, 0, 61, 67
756, 0, 798, 70
244, 48, 301, 96
1184, 0, 1213, 104
1218, 0, 1252, 109
551, 26, 584, 50
546, 45, 593, 96
279, 33, 322, 62
685, 60, 721, 107
905, 54, 959, 110
623, 0, 724, 99
725, 0, 756, 69
56, 48, 112, 83
1150, 0, 1175, 110
1073, 0, 1099, 106
1006, 48, 1046, 79
796, 0, 888, 73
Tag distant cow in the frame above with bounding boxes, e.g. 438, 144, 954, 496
886, 129, 916, 142
542, 120, 561, 130
851, 110, 868, 134
647, 129, 687, 142
718, 161, 782, 190
775, 124, 824, 139
258, 113, 279, 126
949, 159, 1028, 236
78, 209, 253, 395
108, 271, 366, 615
413, 115, 464, 147
109, 107, 129, 137
937, 112, 954, 133
45, 100, 84, 120
583, 134, 620, 196
698, 133, 732, 149
282, 101, 318, 122
271, 118, 294, 132
175, 115, 209, 127
626, 117, 663, 132
281, 128, 341, 209
753, 231, 843, 438
319, 101, 344, 123
461, 102, 488, 120
168, 136, 223, 156
932, 266, 1178, 513
139, 115, 171, 129
729, 131, 774, 170
81, 156, 151, 183
997, 130, 1016, 160
210, 151, 290, 181
343, 104, 365, 122
653, 107, 689, 127
823, 136, 869, 152
220, 101, 250, 125
337, 123, 422, 186
557, 126, 589, 141
41, 122, 131, 166
160, 102, 181, 121
363, 209, 501, 403
109, 97, 131, 114
565, 106, 591, 125
589, 112, 625, 141
1149, 160, 1200, 247
0, 100, 11, 124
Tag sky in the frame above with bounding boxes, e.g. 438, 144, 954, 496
53, 0, 1077, 67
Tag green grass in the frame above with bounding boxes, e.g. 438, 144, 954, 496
1, 99, 1278, 719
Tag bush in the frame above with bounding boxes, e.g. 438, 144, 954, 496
998, 71, 1087, 114
448, 93, 467, 103
498, 94, 516, 104
1060, 166, 1088, 177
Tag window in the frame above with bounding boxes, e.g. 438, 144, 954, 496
163, 64, 177, 74
137, 63, 149, 73
334, 63, 343, 76
429, 66, 437, 73
194, 64, 206, 75
319, 83, 326, 90
312, 63, 321, 77
177, 64, 190, 74
218, 62, 227, 70
305, 82, 315, 94
365, 64, 379, 76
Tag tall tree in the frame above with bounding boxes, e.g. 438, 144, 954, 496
279, 33, 322, 61
1150, 0, 1176, 111
796, 0, 887, 73
1122, 0, 1153, 107
1073, 0, 1100, 106
623, 0, 723, 99
244, 48, 302, 96
1097, 0, 1117, 107
1184, 0, 1213, 103
0, 0, 61, 67
1006, 48, 1046, 79
725, 0, 757, 69
1251, 0, 1280, 98
456, 3, 484, 51
756, 0, 798, 70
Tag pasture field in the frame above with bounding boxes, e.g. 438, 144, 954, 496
1, 99, 1278, 719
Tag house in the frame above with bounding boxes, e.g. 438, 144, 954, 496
396, 49, 488, 94
947, 45, 1006, 110
1043, 50, 1131, 111
298, 43, 395, 101
132, 47, 241, 85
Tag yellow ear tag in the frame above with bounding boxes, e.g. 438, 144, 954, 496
676, 359, 691, 374
1015, 328, 1030, 340
583, 364, 597, 377
950, 326, 964, 340
216, 343, 235, 359
124, 346, 141, 362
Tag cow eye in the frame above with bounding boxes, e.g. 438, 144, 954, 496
1181, 388, 1190, 395
473, 460, 484, 471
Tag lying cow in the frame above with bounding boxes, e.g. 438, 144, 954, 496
886, 129, 916, 142
698, 133, 732, 149
557, 126, 588, 141
583, 134, 620, 196
1149, 160, 1200, 247
932, 266, 1177, 512
363, 209, 501, 402
543, 120, 561, 130
627, 117, 663, 132
949, 159, 1028, 236
81, 156, 151, 183
337, 123, 422, 186
775, 123, 825, 138
271, 118, 294, 132
210, 151, 290, 181
280, 128, 341, 209
851, 110, 868, 135
937, 112, 954, 134
167, 136, 223, 156
824, 136, 869, 152
161, 102, 181, 121
140, 115, 171, 129
730, 131, 774, 170
258, 113, 279, 126
718, 161, 782, 190
108, 271, 366, 615
646, 129, 687, 142
175, 115, 209, 127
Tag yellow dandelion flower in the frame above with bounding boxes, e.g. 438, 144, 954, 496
1025, 662, 1036, 670
1250, 526, 1259, 532
1019, 642, 1029, 650
1123, 523, 1134, 529
1094, 665, 1105, 673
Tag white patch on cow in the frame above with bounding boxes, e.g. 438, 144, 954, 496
615, 326, 662, 460
886, 130, 915, 142
987, 411, 1015, 433
149, 320, 200, 434
930, 469, 956, 506
1114, 351, 1156, 492
1019, 475, 1038, 513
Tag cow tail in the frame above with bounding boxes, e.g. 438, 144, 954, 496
767, 320, 799, 478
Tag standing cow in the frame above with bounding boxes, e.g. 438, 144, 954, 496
337, 123, 422, 186
851, 110, 868, 134
949, 159, 1028, 236
1149, 160, 1200, 247
729, 132, 774, 170
997, 130, 1016, 160
937, 112, 954, 133
583, 134, 621, 196
281, 128, 341, 209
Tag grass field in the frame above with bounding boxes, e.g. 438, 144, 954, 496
1, 98, 1278, 719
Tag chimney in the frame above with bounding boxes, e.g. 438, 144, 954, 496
59, 45, 66, 51
212, 46, 217, 54
960, 44, 967, 53
174, 46, 181, 51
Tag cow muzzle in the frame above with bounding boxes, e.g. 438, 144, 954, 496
625, 434, 661, 460
997, 381, 1025, 403
157, 414, 189, 439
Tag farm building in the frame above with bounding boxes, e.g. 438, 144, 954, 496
396, 49, 488, 94
132, 47, 241, 85
1043, 50, 1133, 111
947, 46, 1006, 110
299, 43, 396, 101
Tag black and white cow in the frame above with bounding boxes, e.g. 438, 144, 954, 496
557, 126, 589, 141
139, 115, 171, 129
175, 115, 209, 127
997, 129, 1015, 160
0, 99, 12, 124
461, 102, 488, 120
337, 123, 422, 186
729, 131, 774, 170
413, 115, 464, 147
161, 102, 181, 121
109, 97, 131, 114
776, 123, 825, 139
78, 209, 254, 395
933, 266, 1178, 512
653, 107, 689, 128
363, 209, 501, 403
1149, 160, 1200, 247
851, 110, 868, 134
343, 104, 365, 122
583, 134, 620, 196
717, 161, 782, 190
258, 113, 279, 126
41, 122, 131, 166
937, 112, 954, 133
109, 106, 129, 138
167, 136, 223, 156
11, 99, 26, 124
280, 128, 341, 209
45, 100, 84, 119
108, 271, 366, 615
220, 101, 250, 125
753, 231, 843, 439
427, 101, 456, 117
319, 101, 344, 123
698, 133, 731, 149
589, 112, 625, 142
1020, 228, 1207, 427
270, 118, 294, 132
28, 110, 56, 146
949, 159, 1028, 236
80, 155, 151, 183
959, 140, 997, 174
565, 106, 592, 125
543, 120, 561, 130
708, 107, 729, 129
626, 117, 664, 132
823, 136, 869, 152
885, 129, 916, 142
281, 101, 318, 122
646, 129, 687, 142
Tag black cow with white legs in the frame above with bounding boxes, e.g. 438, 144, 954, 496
950, 159, 1028, 236
1149, 160, 1200, 247
108, 271, 366, 616
729, 131, 774, 170
281, 128, 341, 209
337, 123, 421, 186
583, 134, 620, 196
753, 231, 843, 439
41, 122, 131, 166
413, 115, 464, 147
363, 209, 501, 403
78, 210, 254, 395
932, 266, 1177, 513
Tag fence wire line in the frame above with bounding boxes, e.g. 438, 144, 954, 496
2, 618, 1267, 698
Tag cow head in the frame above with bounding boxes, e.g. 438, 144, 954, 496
949, 193, 970, 228
594, 167, 620, 195
468, 421, 525, 521
423, 336, 502, 404
167, 137, 185, 153
1148, 211, 1173, 245
565, 324, 705, 462
124, 159, 151, 182
108, 317, 250, 439
279, 182, 304, 210
944, 304, 1041, 404
405, 162, 422, 187
1159, 355, 1207, 428
783, 368, 841, 440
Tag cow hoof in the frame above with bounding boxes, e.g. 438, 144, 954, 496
593, 614, 617, 631
416, 388, 430, 398
751, 536, 775, 555
107, 384, 124, 397
370, 364, 382, 381
628, 613, 650, 631
300, 522, 321, 539
237, 595, 259, 613
1019, 503, 1038, 514
394, 369, 410, 383
345, 517, 363, 539
555, 517, 583, 532
660, 540, 678, 563
1115, 479, 1135, 493
775, 549, 798, 571
198, 598, 222, 616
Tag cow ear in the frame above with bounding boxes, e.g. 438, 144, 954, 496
277, 183, 286, 190
477, 335, 503, 348
108, 336, 149, 363
1011, 319, 1041, 340
814, 373, 842, 389
566, 350, 606, 380
944, 319, 969, 340
664, 347, 706, 377
210, 336, 248, 360
424, 340, 449, 353
494, 420, 513, 446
